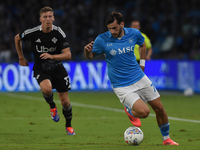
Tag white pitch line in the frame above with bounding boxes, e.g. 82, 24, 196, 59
1, 93, 200, 124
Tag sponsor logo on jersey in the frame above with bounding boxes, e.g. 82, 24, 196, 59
118, 45, 134, 54
35, 39, 41, 43
36, 45, 57, 52
107, 43, 113, 46
52, 37, 57, 43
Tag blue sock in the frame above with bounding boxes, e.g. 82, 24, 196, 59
159, 122, 170, 140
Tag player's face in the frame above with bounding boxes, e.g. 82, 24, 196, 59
40, 11, 54, 28
107, 20, 124, 38
131, 21, 140, 30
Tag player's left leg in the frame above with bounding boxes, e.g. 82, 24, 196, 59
58, 92, 75, 135
148, 98, 179, 145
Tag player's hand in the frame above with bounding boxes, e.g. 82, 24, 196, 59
40, 53, 54, 60
84, 41, 94, 52
19, 58, 29, 66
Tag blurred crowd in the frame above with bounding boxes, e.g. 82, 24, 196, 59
1, 0, 200, 62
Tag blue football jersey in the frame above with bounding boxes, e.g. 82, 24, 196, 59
92, 27, 145, 88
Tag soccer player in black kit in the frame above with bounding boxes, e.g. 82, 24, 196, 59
14, 6, 75, 135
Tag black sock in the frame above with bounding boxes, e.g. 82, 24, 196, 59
63, 103, 72, 127
43, 92, 56, 109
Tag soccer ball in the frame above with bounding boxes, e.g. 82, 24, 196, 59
124, 126, 144, 145
183, 88, 194, 97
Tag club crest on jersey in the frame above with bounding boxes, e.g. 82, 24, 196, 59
110, 49, 117, 56
129, 38, 134, 43
52, 37, 57, 43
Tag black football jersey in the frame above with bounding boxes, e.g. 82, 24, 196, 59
20, 25, 69, 71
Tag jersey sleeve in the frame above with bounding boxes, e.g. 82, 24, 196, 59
57, 27, 70, 50
19, 28, 35, 41
143, 34, 152, 49
92, 36, 104, 55
135, 30, 145, 46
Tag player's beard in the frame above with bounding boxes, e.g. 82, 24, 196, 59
112, 26, 123, 38
117, 26, 123, 37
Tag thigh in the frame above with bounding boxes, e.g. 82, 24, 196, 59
123, 92, 140, 109
124, 92, 149, 114
34, 69, 52, 85
52, 66, 71, 92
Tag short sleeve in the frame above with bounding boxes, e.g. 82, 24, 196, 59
57, 27, 69, 50
19, 30, 32, 42
135, 30, 145, 46
92, 36, 104, 55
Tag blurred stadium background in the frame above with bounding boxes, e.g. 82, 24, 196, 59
0, 0, 200, 93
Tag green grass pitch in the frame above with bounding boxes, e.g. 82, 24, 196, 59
0, 91, 200, 150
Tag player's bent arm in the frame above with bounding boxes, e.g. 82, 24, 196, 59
54, 47, 71, 60
14, 34, 29, 66
139, 42, 146, 60
40, 48, 71, 60
14, 34, 25, 59
84, 41, 96, 60
84, 49, 95, 60
139, 42, 146, 71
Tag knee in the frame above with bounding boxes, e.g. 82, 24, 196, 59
42, 87, 52, 96
141, 109, 150, 118
138, 108, 150, 118
60, 97, 70, 107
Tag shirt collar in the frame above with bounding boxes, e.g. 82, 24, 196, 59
39, 25, 54, 31
108, 27, 129, 38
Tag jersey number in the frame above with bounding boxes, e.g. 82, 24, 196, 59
64, 76, 71, 88
151, 83, 156, 92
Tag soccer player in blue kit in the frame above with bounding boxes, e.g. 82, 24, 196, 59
84, 12, 178, 145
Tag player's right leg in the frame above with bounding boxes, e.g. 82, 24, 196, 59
34, 70, 59, 122
40, 79, 60, 122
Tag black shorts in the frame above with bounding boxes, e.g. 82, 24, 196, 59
33, 65, 71, 92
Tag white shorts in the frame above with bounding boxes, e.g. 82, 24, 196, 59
113, 75, 160, 109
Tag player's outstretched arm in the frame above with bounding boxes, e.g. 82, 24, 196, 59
14, 34, 29, 66
84, 41, 95, 60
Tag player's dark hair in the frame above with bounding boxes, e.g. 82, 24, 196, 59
105, 12, 124, 25
39, 6, 54, 16
131, 19, 140, 23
